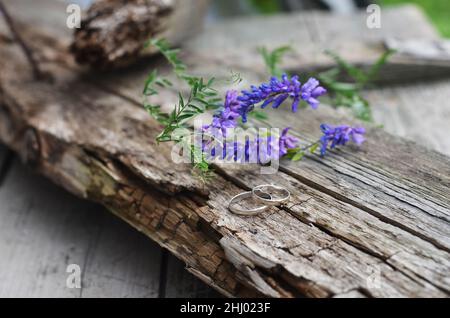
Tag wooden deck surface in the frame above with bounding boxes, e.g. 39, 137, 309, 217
0, 1, 449, 297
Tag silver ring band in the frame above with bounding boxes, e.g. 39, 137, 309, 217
228, 191, 268, 216
252, 184, 290, 206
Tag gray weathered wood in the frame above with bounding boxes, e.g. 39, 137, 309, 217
186, 4, 450, 85
0, 159, 162, 297
164, 255, 221, 298
0, 1, 449, 298
367, 80, 450, 156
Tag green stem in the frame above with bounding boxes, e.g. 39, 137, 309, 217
301, 140, 320, 152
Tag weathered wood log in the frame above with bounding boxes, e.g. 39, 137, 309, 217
70, 0, 209, 69
1, 1, 449, 297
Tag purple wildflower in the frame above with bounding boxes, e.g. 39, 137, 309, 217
301, 78, 327, 109
202, 128, 299, 164
224, 90, 241, 114
203, 90, 241, 135
237, 74, 326, 122
319, 124, 366, 156
279, 127, 299, 157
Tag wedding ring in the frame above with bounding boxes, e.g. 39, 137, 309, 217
252, 184, 290, 206
228, 191, 268, 216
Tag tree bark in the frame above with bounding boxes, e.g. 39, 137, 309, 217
70, 0, 209, 69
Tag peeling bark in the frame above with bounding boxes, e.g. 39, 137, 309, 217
71, 0, 209, 69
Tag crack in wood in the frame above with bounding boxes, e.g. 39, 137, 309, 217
0, 1, 47, 80
279, 165, 450, 253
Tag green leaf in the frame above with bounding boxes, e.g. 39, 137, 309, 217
350, 96, 373, 122
178, 92, 185, 109
177, 113, 195, 122
143, 70, 158, 95
207, 77, 216, 87
309, 143, 319, 154
324, 50, 368, 84
248, 110, 268, 120
150, 38, 189, 79
259, 45, 293, 77
365, 49, 396, 85
143, 38, 224, 181
229, 71, 243, 84
327, 82, 358, 93
317, 49, 393, 123
292, 151, 305, 162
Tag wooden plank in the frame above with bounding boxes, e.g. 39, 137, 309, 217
0, 1, 449, 297
185, 4, 450, 86
367, 80, 450, 156
0, 160, 162, 297
164, 255, 221, 298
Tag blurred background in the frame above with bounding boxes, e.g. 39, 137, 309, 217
69, 0, 450, 38
216, 0, 449, 39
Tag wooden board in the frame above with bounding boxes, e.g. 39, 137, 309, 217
368, 80, 450, 156
0, 159, 162, 297
0, 1, 449, 297
186, 4, 450, 85
0, 150, 217, 297
165, 254, 221, 298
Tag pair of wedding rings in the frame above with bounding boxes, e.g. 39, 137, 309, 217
228, 184, 291, 216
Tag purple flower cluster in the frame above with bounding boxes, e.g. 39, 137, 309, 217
279, 127, 298, 157
319, 124, 366, 156
203, 129, 299, 164
203, 90, 241, 135
237, 74, 327, 122
202, 81, 303, 161
200, 74, 368, 164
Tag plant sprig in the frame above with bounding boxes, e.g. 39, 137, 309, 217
143, 39, 222, 179
286, 141, 320, 162
317, 49, 395, 122
258, 45, 292, 78
259, 45, 395, 122
154, 78, 217, 143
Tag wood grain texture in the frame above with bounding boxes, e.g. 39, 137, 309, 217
187, 4, 450, 85
70, 0, 210, 69
367, 80, 450, 156
164, 255, 221, 298
0, 1, 449, 297
0, 160, 162, 298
